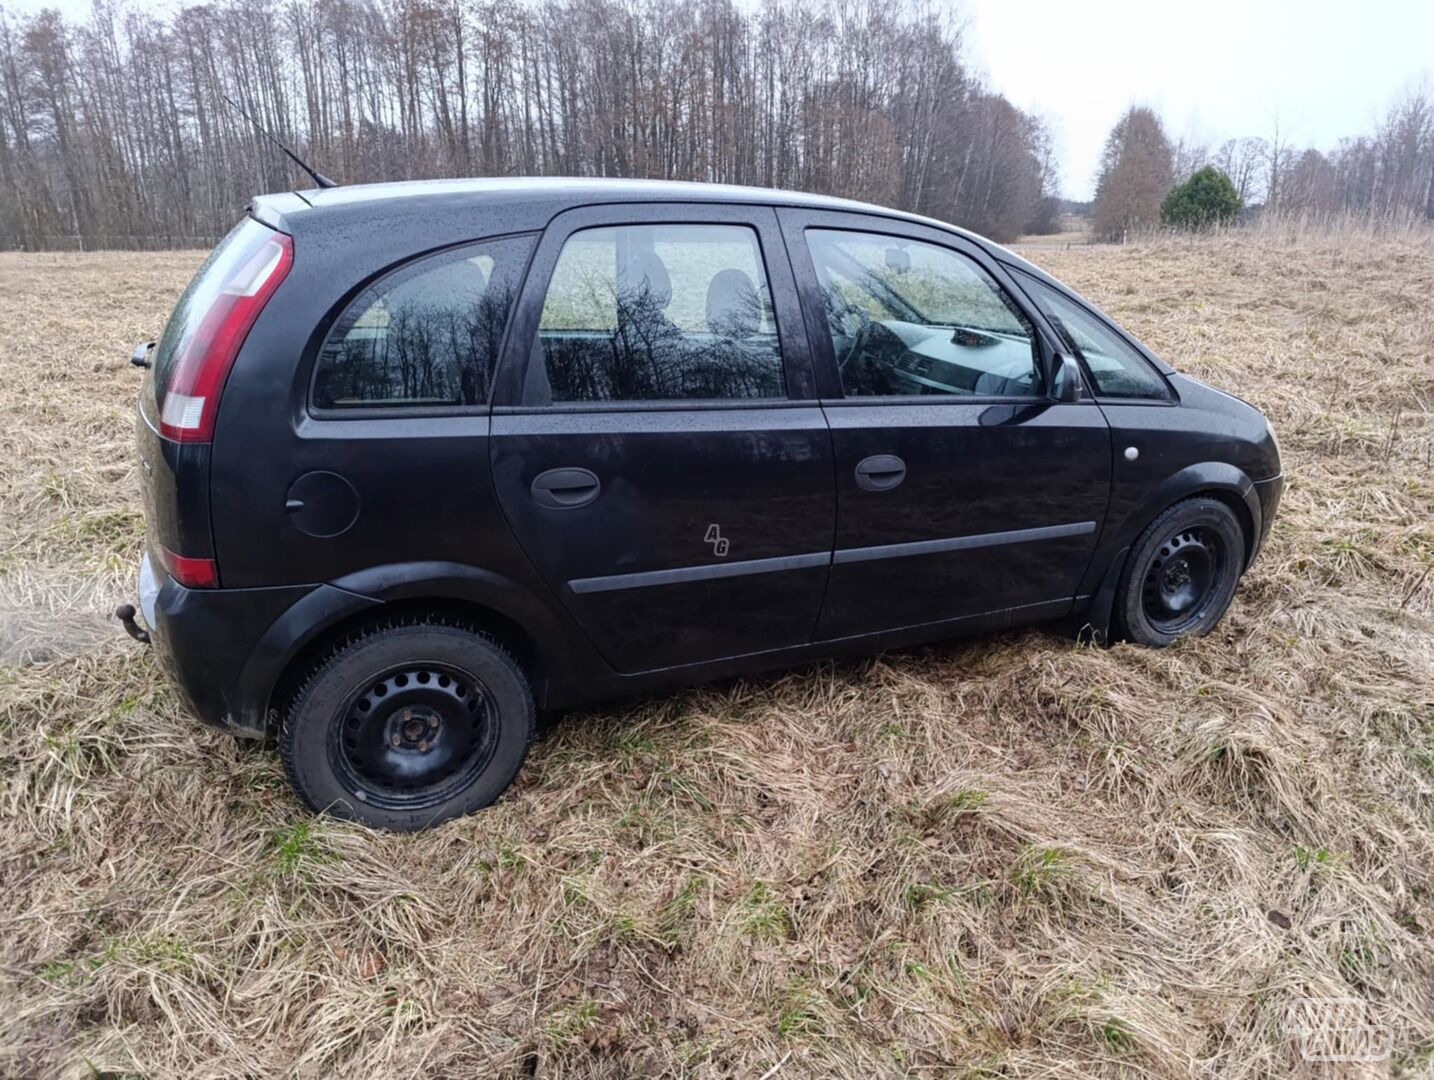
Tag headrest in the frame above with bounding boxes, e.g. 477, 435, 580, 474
618, 251, 671, 309
386, 255, 489, 316
884, 247, 910, 272
705, 268, 760, 337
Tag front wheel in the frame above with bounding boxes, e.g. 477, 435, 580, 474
1115, 497, 1245, 647
281, 618, 534, 830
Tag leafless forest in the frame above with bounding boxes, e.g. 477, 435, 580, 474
0, 0, 1063, 249
1089, 98, 1434, 242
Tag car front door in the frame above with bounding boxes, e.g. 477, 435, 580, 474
489, 203, 835, 675
777, 209, 1112, 640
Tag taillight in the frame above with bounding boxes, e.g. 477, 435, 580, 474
159, 231, 292, 442
158, 545, 219, 589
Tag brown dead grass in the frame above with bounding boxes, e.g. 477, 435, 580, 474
1, 223, 1432, 1078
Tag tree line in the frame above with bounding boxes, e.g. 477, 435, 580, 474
0, 0, 1061, 250
1092, 95, 1434, 241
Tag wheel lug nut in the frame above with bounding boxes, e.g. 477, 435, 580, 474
428, 717, 438, 730
391, 734, 402, 748
418, 740, 429, 752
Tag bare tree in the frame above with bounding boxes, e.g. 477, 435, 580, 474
1091, 105, 1173, 242
1262, 111, 1294, 211
1213, 136, 1266, 205
1022, 112, 1062, 234
1170, 133, 1208, 184
1372, 89, 1433, 216
1282, 148, 1339, 214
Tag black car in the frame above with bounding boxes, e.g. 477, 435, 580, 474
121, 178, 1283, 830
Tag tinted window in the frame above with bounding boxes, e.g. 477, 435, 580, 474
805, 229, 1040, 399
1015, 271, 1170, 400
533, 224, 783, 403
313, 235, 533, 409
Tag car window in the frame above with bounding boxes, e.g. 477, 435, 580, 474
534, 223, 784, 403
313, 235, 533, 410
1014, 271, 1170, 400
805, 229, 1040, 399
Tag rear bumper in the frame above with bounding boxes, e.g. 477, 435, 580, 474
140, 549, 319, 737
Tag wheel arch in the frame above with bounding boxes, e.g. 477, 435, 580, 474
236, 562, 586, 734
1080, 462, 1262, 643
1200, 488, 1258, 568
1112, 462, 1261, 569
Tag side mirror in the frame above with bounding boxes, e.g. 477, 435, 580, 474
1053, 353, 1084, 403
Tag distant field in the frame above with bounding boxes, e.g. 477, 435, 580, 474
1015, 214, 1093, 249
1012, 228, 1093, 249
1, 225, 1431, 1077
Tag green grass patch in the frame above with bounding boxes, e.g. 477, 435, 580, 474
1011, 845, 1072, 896
267, 820, 338, 878
740, 881, 790, 941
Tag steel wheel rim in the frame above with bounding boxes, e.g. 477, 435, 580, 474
1141, 525, 1223, 634
328, 661, 498, 812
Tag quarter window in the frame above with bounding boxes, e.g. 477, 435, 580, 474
1014, 271, 1170, 400
313, 235, 533, 410
805, 229, 1041, 399
533, 224, 784, 403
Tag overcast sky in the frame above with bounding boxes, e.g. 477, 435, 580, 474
6, 0, 1432, 199
964, 0, 1434, 198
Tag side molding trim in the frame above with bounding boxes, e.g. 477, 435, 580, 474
569, 551, 831, 595
566, 520, 1098, 595
833, 520, 1097, 565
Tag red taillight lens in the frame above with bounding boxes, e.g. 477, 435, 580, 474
159, 231, 292, 442
159, 546, 219, 589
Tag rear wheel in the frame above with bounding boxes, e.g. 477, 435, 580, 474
281, 619, 533, 830
1115, 497, 1245, 647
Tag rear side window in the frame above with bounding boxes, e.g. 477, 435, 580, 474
313, 235, 533, 410
531, 223, 784, 403
1014, 271, 1170, 400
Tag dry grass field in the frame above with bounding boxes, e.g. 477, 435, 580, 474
2, 222, 1432, 1078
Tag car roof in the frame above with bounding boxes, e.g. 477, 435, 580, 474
255, 176, 997, 251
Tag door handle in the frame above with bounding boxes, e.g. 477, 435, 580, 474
530, 467, 601, 509
854, 454, 906, 492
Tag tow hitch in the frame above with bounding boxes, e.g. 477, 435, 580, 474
114, 603, 152, 645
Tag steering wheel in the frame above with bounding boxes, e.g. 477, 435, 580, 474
835, 304, 872, 370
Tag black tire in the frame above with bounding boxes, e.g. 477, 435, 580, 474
1114, 497, 1245, 647
280, 617, 533, 831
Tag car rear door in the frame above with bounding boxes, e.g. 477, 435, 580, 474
489, 202, 835, 675
777, 208, 1112, 640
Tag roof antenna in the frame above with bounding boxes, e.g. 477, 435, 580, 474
222, 94, 337, 189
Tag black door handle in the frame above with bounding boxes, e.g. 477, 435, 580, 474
531, 467, 601, 509
854, 454, 906, 492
